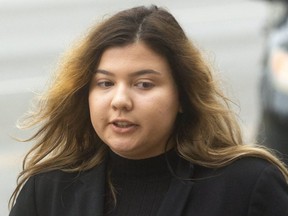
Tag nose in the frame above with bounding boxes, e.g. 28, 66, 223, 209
111, 84, 133, 111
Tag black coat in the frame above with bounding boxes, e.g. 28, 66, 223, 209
9, 157, 288, 216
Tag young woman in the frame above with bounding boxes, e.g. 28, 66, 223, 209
9, 5, 288, 216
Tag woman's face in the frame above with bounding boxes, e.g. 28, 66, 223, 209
89, 42, 181, 159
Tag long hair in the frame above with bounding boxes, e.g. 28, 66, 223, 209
10, 5, 288, 207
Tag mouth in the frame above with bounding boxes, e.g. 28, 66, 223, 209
111, 120, 137, 128
110, 120, 138, 133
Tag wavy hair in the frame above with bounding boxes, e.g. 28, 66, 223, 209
10, 5, 288, 207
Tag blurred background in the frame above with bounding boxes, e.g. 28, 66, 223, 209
0, 0, 276, 214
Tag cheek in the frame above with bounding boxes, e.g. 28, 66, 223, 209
88, 93, 105, 123
89, 91, 108, 111
88, 94, 96, 116
156, 93, 180, 114
146, 96, 179, 122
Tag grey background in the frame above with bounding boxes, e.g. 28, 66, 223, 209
1, 0, 269, 214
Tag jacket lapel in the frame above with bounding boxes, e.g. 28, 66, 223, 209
75, 161, 107, 216
65, 156, 194, 216
157, 158, 195, 216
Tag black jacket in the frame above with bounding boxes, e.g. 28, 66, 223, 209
9, 157, 288, 216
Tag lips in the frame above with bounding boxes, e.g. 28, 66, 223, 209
113, 121, 135, 128
110, 119, 138, 133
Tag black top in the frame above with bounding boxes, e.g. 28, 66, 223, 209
9, 155, 288, 216
104, 150, 178, 216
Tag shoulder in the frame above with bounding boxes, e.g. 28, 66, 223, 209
194, 157, 283, 181
223, 157, 286, 184
227, 156, 274, 171
223, 157, 276, 177
11, 162, 107, 216
225, 157, 288, 215
34, 169, 80, 184
191, 156, 287, 198
10, 170, 81, 216
32, 161, 106, 188
18, 169, 83, 201
188, 157, 288, 215
32, 163, 104, 186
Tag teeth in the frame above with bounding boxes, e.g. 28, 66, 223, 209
114, 122, 132, 128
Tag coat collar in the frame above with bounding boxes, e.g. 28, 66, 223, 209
77, 161, 107, 216
157, 157, 195, 216
76, 155, 194, 216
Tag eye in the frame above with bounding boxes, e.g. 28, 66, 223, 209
97, 80, 114, 88
135, 81, 155, 89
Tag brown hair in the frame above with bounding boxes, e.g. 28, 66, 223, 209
10, 5, 287, 208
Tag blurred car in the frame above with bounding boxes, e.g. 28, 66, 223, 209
257, 0, 288, 164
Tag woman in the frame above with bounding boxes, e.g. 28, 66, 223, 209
9, 5, 288, 216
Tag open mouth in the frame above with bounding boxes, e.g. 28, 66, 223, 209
113, 121, 135, 128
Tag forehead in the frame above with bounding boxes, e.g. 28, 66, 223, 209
97, 42, 171, 74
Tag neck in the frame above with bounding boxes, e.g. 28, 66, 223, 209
107, 148, 178, 178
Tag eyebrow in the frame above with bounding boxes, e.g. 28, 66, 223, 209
95, 69, 161, 77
